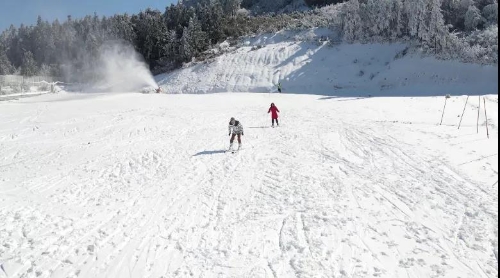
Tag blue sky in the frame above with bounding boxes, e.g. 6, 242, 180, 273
0, 0, 177, 32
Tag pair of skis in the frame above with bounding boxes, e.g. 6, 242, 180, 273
226, 124, 280, 153
226, 146, 241, 154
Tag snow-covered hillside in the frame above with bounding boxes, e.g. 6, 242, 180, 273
0, 91, 498, 277
157, 29, 498, 97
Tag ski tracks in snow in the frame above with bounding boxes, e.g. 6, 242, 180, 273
331, 123, 498, 277
0, 93, 497, 278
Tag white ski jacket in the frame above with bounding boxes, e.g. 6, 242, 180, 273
228, 120, 244, 135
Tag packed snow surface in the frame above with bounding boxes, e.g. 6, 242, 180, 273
0, 92, 497, 277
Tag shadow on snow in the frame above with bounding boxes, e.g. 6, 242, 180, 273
193, 150, 227, 156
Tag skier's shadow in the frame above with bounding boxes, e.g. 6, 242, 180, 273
193, 150, 227, 156
248, 126, 271, 129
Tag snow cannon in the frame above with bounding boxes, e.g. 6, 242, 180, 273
140, 86, 159, 94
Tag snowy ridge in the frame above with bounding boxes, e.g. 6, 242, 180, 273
0, 91, 497, 277
157, 29, 498, 96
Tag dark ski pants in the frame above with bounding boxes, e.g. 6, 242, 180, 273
230, 133, 241, 144
272, 118, 279, 126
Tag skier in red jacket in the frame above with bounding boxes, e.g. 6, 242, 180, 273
268, 103, 280, 127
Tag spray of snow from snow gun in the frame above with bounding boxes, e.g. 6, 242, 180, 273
76, 40, 158, 93
98, 41, 158, 92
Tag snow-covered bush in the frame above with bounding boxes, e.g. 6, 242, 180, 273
464, 24, 498, 63
437, 24, 498, 64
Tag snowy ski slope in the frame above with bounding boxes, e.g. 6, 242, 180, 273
1, 28, 499, 278
0, 92, 498, 278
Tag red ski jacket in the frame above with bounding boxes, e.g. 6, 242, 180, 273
268, 106, 280, 119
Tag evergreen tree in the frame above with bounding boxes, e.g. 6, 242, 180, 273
207, 0, 225, 44
426, 0, 448, 48
342, 0, 362, 42
21, 50, 38, 76
465, 5, 483, 31
187, 17, 209, 54
482, 3, 498, 26
389, 0, 405, 39
0, 45, 14, 75
180, 26, 193, 61
221, 0, 241, 17
404, 0, 428, 41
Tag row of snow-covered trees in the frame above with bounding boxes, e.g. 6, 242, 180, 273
342, 0, 497, 40
442, 0, 498, 32
0, 0, 497, 78
0, 0, 281, 78
339, 0, 497, 63
0, 0, 244, 78
341, 0, 450, 43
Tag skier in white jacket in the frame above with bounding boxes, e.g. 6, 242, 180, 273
228, 117, 244, 151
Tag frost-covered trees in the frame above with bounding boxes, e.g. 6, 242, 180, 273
304, 0, 347, 6
21, 51, 37, 76
341, 0, 446, 44
220, 0, 241, 16
180, 26, 193, 61
441, 0, 498, 31
0, 0, 497, 77
180, 17, 209, 61
465, 5, 483, 31
482, 3, 498, 26
425, 0, 448, 50
0, 50, 14, 75
342, 0, 362, 41
0, 1, 224, 76
337, 0, 495, 63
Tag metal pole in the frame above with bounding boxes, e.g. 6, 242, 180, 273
440, 96, 448, 125
458, 95, 469, 129
484, 97, 489, 139
477, 95, 481, 133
